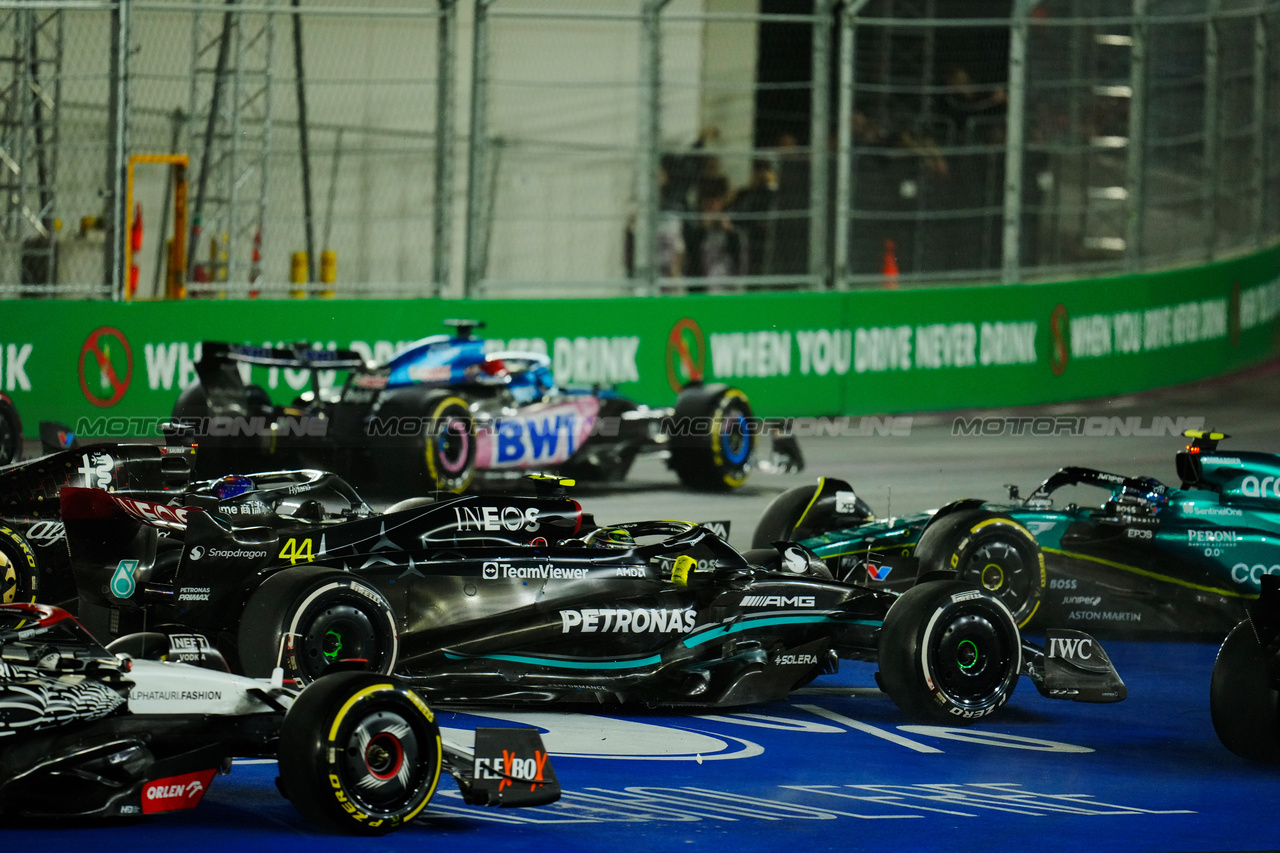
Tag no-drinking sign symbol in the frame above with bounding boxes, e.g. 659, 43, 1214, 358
79, 326, 134, 408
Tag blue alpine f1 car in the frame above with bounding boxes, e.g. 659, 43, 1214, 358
173, 320, 801, 494
753, 430, 1280, 636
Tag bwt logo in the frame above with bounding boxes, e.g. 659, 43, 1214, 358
1049, 637, 1093, 660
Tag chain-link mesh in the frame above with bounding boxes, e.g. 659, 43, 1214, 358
0, 4, 113, 298
129, 0, 443, 299
841, 0, 1280, 286
2, 0, 1277, 299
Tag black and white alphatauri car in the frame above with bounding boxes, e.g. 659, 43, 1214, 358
0, 602, 560, 833
61, 477, 1127, 725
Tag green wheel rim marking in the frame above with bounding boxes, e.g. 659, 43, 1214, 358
324, 629, 344, 661
958, 639, 979, 671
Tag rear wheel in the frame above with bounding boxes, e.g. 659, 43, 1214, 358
373, 394, 475, 494
915, 510, 1044, 628
1210, 619, 1280, 762
420, 395, 474, 493
237, 568, 398, 683
278, 671, 442, 835
669, 384, 754, 491
0, 525, 38, 604
877, 579, 1022, 724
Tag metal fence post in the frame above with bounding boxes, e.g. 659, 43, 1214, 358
106, 0, 130, 300
463, 0, 494, 298
1126, 0, 1148, 270
808, 0, 834, 289
633, 0, 668, 297
1251, 3, 1268, 246
834, 0, 869, 291
433, 0, 457, 297
1203, 0, 1221, 261
1001, 0, 1031, 284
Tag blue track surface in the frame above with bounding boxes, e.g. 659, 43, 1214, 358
6, 638, 1277, 852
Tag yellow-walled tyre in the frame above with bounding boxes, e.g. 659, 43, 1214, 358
278, 672, 442, 835
0, 525, 38, 605
916, 510, 1045, 628
669, 384, 754, 491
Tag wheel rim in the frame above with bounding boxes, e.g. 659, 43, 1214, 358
340, 709, 423, 811
1, 554, 17, 604
929, 610, 1015, 708
963, 540, 1030, 615
299, 603, 380, 679
435, 415, 471, 475
719, 408, 751, 466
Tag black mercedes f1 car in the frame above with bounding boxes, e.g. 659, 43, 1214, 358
0, 602, 559, 833
61, 477, 1126, 725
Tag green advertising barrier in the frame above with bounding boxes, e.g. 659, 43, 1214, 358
2, 244, 1278, 438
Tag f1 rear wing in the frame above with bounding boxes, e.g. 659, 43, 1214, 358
200, 342, 369, 372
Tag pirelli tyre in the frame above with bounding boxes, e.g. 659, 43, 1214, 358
0, 525, 38, 605
278, 671, 443, 835
1210, 619, 1280, 763
0, 394, 21, 465
669, 384, 754, 491
374, 393, 475, 494
750, 478, 875, 549
877, 579, 1022, 725
914, 509, 1045, 628
237, 567, 398, 683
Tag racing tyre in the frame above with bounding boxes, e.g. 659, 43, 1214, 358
877, 579, 1021, 724
751, 479, 874, 549
237, 567, 398, 683
419, 395, 474, 493
375, 394, 475, 494
915, 510, 1044, 628
1210, 619, 1280, 762
0, 525, 38, 604
669, 384, 754, 491
278, 671, 442, 835
0, 395, 21, 465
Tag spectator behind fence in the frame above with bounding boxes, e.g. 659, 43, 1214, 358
728, 158, 778, 276
684, 174, 747, 289
941, 65, 1007, 143
623, 154, 686, 285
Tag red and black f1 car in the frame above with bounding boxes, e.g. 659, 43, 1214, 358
0, 602, 559, 833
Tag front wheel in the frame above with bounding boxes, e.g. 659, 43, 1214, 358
668, 384, 754, 491
877, 580, 1022, 724
1210, 619, 1280, 762
0, 525, 38, 604
278, 671, 443, 835
237, 568, 398, 684
915, 510, 1044, 628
